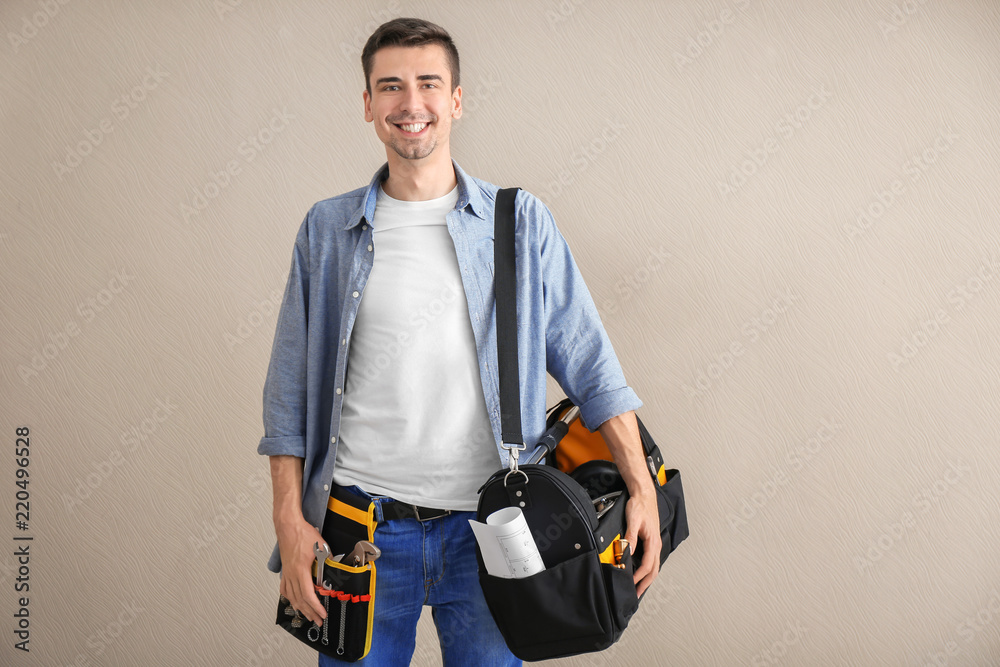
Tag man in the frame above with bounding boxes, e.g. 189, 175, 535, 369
259, 17, 661, 665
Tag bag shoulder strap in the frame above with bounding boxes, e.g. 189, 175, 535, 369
494, 187, 523, 447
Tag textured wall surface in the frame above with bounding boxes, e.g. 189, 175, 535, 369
2, 0, 998, 665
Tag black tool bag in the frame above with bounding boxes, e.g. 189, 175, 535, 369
474, 187, 689, 662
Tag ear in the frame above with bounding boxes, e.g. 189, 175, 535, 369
451, 85, 462, 120
363, 89, 373, 122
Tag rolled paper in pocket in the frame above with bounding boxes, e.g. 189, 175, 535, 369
469, 507, 545, 579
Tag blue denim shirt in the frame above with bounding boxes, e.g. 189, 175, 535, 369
258, 159, 642, 573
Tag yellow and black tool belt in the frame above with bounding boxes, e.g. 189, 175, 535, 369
275, 484, 378, 661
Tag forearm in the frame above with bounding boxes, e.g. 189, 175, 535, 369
597, 411, 655, 500
269, 455, 305, 526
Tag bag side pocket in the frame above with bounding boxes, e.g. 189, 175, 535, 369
601, 561, 639, 634
478, 551, 613, 661
659, 468, 689, 563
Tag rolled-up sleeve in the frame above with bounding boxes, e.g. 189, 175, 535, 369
257, 213, 311, 458
534, 196, 643, 432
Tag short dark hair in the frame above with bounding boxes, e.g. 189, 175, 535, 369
361, 17, 460, 96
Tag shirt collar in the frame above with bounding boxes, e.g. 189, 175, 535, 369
344, 158, 487, 230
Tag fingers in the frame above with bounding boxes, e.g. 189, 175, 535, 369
632, 524, 662, 595
624, 494, 662, 596
276, 528, 328, 626
299, 573, 326, 625
284, 567, 326, 625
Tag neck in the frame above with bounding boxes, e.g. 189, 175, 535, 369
381, 150, 457, 201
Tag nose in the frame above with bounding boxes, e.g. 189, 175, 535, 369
398, 84, 423, 116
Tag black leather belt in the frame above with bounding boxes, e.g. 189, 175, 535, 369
380, 500, 452, 522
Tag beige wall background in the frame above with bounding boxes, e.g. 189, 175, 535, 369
1, 0, 998, 665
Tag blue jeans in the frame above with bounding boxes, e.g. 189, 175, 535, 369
318, 484, 521, 667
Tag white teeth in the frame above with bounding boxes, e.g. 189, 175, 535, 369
399, 123, 427, 133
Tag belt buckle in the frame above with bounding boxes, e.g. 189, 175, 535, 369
413, 505, 450, 522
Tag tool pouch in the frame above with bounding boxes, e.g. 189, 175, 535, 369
274, 484, 378, 661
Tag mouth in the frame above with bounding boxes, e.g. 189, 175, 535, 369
393, 121, 430, 136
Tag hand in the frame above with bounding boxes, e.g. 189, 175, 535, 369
275, 517, 327, 626
624, 491, 661, 598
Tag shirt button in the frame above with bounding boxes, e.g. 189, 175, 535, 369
342, 338, 346, 345
323, 484, 329, 491
362, 224, 367, 230
331, 436, 337, 444
352, 291, 359, 298
367, 244, 373, 252
336, 387, 342, 395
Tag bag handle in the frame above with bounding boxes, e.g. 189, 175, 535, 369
494, 187, 523, 457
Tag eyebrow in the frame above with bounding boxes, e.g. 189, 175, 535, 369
374, 74, 444, 87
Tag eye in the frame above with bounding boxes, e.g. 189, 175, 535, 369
383, 85, 399, 91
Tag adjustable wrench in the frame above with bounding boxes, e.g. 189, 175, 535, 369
339, 540, 381, 567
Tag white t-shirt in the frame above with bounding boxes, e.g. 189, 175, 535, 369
332, 182, 500, 510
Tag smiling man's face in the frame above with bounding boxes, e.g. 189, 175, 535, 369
363, 44, 462, 163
